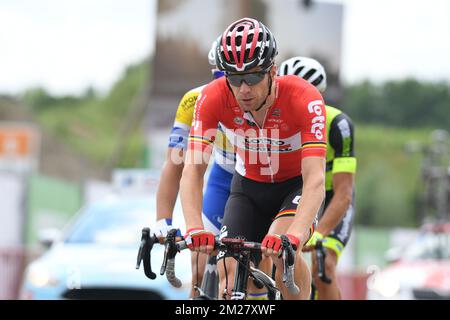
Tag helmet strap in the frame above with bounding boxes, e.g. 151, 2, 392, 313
254, 73, 273, 112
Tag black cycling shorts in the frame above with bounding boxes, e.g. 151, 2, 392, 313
218, 172, 321, 261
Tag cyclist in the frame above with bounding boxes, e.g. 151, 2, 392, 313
278, 56, 356, 300
154, 40, 234, 298
180, 18, 327, 300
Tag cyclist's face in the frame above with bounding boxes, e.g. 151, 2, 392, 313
227, 65, 277, 112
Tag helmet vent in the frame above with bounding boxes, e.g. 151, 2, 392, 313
294, 66, 305, 76
303, 68, 317, 80
311, 75, 324, 86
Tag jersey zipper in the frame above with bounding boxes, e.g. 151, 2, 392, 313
247, 107, 275, 183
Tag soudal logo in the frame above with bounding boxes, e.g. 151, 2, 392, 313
245, 146, 293, 152
244, 137, 286, 146
307, 100, 325, 140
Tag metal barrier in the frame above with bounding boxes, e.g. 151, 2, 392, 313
0, 247, 28, 299
0, 247, 42, 299
337, 272, 369, 300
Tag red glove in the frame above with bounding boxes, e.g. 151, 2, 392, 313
184, 227, 215, 250
262, 234, 282, 252
286, 234, 300, 251
261, 233, 300, 252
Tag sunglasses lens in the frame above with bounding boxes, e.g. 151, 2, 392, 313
227, 72, 266, 86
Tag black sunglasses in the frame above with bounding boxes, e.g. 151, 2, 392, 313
226, 65, 272, 87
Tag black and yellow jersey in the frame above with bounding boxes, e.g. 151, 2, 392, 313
325, 105, 357, 192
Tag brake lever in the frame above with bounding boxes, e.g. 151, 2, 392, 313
136, 227, 157, 280
280, 235, 300, 295
316, 240, 332, 284
160, 228, 179, 275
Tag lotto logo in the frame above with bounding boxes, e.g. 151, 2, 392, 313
307, 100, 325, 140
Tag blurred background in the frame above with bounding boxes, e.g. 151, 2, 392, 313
1, 0, 450, 300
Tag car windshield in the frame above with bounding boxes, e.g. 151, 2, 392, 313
403, 232, 450, 261
64, 197, 154, 247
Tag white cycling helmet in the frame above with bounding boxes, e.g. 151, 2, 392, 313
208, 40, 218, 66
278, 56, 327, 93
208, 39, 225, 79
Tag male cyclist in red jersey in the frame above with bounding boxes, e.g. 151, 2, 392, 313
153, 40, 229, 298
279, 56, 357, 300
179, 18, 327, 300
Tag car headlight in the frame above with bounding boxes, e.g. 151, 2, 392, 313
372, 274, 400, 298
26, 265, 60, 287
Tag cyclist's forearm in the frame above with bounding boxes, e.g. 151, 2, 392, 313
317, 172, 354, 236
316, 189, 352, 236
180, 164, 206, 230
156, 158, 184, 221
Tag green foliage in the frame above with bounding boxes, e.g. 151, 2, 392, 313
343, 79, 450, 128
28, 59, 149, 168
354, 124, 433, 227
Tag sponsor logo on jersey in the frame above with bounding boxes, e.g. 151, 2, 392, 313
267, 118, 283, 123
272, 108, 281, 117
193, 93, 207, 130
180, 92, 198, 112
243, 136, 293, 153
307, 100, 325, 140
234, 117, 244, 125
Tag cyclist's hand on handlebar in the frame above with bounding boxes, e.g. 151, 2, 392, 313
184, 227, 215, 254
154, 218, 181, 239
261, 233, 300, 257
304, 231, 324, 249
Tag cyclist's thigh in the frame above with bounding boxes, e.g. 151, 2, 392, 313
221, 192, 272, 242
220, 173, 282, 242
269, 184, 320, 238
222, 173, 311, 241
202, 161, 233, 235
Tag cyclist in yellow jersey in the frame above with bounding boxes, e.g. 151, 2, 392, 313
278, 56, 357, 300
154, 40, 236, 298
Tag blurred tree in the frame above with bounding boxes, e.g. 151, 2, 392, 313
343, 79, 450, 129
22, 87, 56, 109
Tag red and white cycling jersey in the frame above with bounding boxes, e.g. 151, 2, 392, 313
188, 75, 327, 183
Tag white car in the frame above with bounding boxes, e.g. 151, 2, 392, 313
20, 194, 191, 300
367, 222, 450, 300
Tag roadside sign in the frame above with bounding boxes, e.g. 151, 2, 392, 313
0, 122, 40, 173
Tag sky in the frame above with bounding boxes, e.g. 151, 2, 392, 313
1, 0, 450, 95
0, 0, 156, 95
